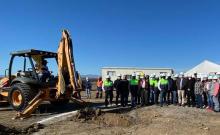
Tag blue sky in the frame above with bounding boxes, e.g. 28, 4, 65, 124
0, 0, 220, 75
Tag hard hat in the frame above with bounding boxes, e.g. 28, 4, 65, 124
160, 73, 165, 77
153, 73, 156, 77
208, 76, 213, 80
196, 76, 201, 79
167, 73, 171, 77
117, 74, 122, 77
213, 75, 218, 80
132, 73, 136, 77
140, 72, 145, 76
174, 74, 179, 78
150, 74, 154, 78
216, 72, 220, 75
106, 75, 110, 79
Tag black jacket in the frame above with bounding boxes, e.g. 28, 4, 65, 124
173, 80, 177, 91
176, 78, 188, 90
167, 77, 174, 91
114, 79, 122, 90
119, 79, 129, 94
187, 78, 196, 91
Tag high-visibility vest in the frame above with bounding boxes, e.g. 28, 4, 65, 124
130, 79, 138, 85
104, 80, 113, 87
150, 79, 155, 86
160, 78, 168, 85
154, 80, 158, 87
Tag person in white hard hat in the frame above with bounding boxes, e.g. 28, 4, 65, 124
136, 73, 142, 105
139, 75, 150, 106
186, 74, 196, 107
176, 72, 187, 106
129, 73, 139, 108
166, 73, 173, 105
172, 74, 179, 105
154, 75, 160, 105
85, 77, 92, 99
103, 75, 114, 107
114, 74, 122, 106
158, 73, 168, 107
149, 74, 156, 105
210, 75, 220, 112
205, 75, 214, 110
194, 77, 203, 108
120, 75, 129, 107
201, 75, 208, 108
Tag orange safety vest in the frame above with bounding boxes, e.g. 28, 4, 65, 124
97, 80, 103, 87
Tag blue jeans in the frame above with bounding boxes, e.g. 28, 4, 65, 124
130, 89, 137, 107
172, 91, 177, 104
86, 88, 91, 98
213, 95, 220, 112
207, 93, 213, 109
150, 89, 154, 104
160, 90, 166, 106
195, 94, 203, 108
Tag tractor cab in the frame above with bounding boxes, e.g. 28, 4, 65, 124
8, 49, 58, 87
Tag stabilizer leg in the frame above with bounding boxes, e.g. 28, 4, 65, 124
13, 91, 44, 120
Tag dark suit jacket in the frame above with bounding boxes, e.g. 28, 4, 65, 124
176, 78, 188, 90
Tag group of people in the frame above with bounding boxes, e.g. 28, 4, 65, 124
96, 72, 220, 112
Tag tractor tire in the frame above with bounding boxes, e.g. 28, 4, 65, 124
50, 99, 69, 106
9, 83, 36, 112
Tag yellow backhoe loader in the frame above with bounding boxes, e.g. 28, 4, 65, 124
0, 30, 84, 119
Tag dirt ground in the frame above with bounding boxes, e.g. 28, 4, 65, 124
0, 91, 220, 135
36, 105, 220, 135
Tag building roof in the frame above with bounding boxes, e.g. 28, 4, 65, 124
185, 60, 220, 75
102, 67, 173, 70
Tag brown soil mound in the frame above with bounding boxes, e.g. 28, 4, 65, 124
73, 107, 135, 127
95, 113, 135, 127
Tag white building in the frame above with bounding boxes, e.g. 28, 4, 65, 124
101, 67, 174, 81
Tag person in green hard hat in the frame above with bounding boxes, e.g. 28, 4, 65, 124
158, 73, 168, 107
129, 73, 139, 108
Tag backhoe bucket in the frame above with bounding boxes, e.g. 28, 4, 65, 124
57, 30, 78, 98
